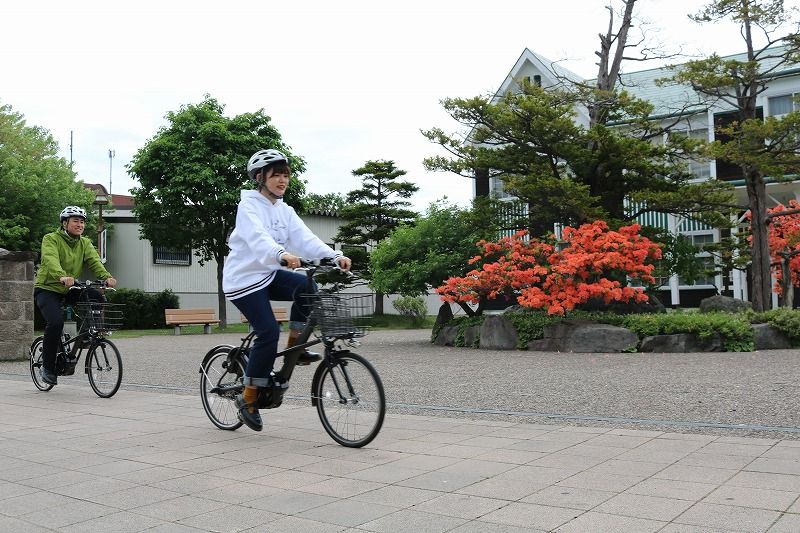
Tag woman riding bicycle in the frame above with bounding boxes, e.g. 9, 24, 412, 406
223, 149, 351, 431
34, 206, 117, 386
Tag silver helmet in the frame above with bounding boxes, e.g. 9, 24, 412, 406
60, 206, 87, 222
247, 149, 288, 181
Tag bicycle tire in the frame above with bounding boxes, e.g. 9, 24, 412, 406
314, 352, 385, 447
29, 336, 54, 392
200, 347, 244, 431
86, 339, 123, 398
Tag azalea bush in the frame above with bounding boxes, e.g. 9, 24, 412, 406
765, 201, 800, 299
436, 221, 662, 316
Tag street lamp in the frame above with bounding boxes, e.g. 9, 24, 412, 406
95, 192, 109, 263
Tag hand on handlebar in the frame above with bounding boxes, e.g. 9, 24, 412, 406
335, 256, 352, 272
60, 276, 75, 288
280, 253, 302, 270
105, 277, 117, 288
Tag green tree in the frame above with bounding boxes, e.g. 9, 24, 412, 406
669, 0, 800, 312
0, 103, 94, 251
370, 199, 501, 297
128, 96, 306, 326
305, 192, 345, 213
335, 160, 419, 314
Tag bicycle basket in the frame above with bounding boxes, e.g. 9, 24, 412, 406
305, 292, 373, 338
76, 302, 124, 332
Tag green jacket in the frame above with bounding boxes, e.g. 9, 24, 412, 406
34, 230, 112, 295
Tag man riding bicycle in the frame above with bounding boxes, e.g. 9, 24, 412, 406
223, 149, 351, 432
34, 206, 117, 386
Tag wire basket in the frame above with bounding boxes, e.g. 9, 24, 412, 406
306, 292, 373, 338
76, 302, 124, 332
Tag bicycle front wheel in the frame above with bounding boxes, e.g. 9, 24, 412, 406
29, 336, 53, 392
86, 339, 123, 398
200, 347, 244, 430
314, 352, 385, 447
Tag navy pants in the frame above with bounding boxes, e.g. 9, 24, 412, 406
34, 287, 103, 373
231, 270, 315, 387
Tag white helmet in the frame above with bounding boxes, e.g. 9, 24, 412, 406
60, 206, 87, 222
247, 149, 288, 181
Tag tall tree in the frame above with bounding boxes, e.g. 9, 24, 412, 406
0, 103, 95, 252
305, 192, 346, 213
128, 96, 306, 326
671, 0, 800, 311
335, 160, 418, 314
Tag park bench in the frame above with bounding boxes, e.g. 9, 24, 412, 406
164, 308, 220, 335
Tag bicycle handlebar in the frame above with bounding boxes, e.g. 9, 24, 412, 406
68, 280, 116, 291
280, 257, 338, 270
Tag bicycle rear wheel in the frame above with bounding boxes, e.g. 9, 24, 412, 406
314, 352, 385, 447
29, 336, 53, 392
200, 347, 244, 430
86, 339, 123, 398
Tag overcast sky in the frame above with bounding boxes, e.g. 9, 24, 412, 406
4, 0, 798, 212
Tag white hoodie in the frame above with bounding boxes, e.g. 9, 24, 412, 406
223, 190, 341, 300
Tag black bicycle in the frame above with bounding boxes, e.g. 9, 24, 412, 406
30, 280, 124, 398
199, 259, 386, 447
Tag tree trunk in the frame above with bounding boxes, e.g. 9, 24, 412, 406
374, 290, 384, 316
746, 169, 772, 312
216, 256, 227, 328
781, 259, 794, 308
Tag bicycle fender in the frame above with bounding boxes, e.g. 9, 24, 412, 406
310, 349, 352, 407
30, 336, 44, 356
199, 345, 235, 372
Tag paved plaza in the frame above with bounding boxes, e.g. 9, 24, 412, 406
2, 376, 800, 532
2, 329, 800, 531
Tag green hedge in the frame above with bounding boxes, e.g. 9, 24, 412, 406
105, 289, 179, 329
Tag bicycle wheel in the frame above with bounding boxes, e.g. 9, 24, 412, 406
86, 339, 123, 398
200, 347, 244, 430
29, 336, 54, 392
314, 352, 385, 447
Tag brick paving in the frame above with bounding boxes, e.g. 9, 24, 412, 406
2, 378, 800, 532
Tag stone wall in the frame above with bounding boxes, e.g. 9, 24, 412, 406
0, 249, 36, 360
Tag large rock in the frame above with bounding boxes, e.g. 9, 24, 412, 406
433, 325, 459, 346
640, 333, 723, 352
479, 315, 518, 350
699, 295, 751, 313
540, 321, 639, 352
752, 323, 791, 350
462, 325, 480, 348
433, 303, 454, 331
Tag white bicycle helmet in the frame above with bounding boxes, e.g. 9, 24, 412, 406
60, 206, 87, 221
247, 149, 288, 181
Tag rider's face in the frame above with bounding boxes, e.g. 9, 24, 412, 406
265, 168, 290, 199
63, 217, 85, 236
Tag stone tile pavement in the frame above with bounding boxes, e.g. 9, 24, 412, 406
2, 379, 800, 532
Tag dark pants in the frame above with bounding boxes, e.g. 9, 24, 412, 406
231, 270, 315, 387
34, 287, 103, 373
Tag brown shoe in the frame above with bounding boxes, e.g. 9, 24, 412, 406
297, 350, 321, 365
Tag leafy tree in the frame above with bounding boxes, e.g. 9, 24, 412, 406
370, 199, 501, 297
335, 160, 419, 314
128, 96, 306, 326
0, 103, 95, 251
763, 201, 800, 307
669, 0, 800, 311
437, 221, 662, 316
304, 192, 345, 213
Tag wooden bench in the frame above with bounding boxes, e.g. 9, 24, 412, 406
240, 306, 289, 331
165, 308, 220, 335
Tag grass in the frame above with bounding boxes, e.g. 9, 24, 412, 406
36, 315, 435, 339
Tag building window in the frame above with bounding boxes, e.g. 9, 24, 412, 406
768, 94, 796, 116
153, 246, 192, 266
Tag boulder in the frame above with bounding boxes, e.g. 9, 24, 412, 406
462, 325, 480, 348
640, 333, 723, 352
479, 315, 518, 350
433, 325, 459, 346
541, 321, 639, 352
575, 294, 666, 314
434, 303, 454, 331
752, 323, 791, 350
699, 295, 751, 313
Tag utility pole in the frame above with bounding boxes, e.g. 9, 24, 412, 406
108, 149, 115, 194
69, 131, 74, 168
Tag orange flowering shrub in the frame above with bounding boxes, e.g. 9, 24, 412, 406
766, 201, 800, 295
436, 221, 662, 315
